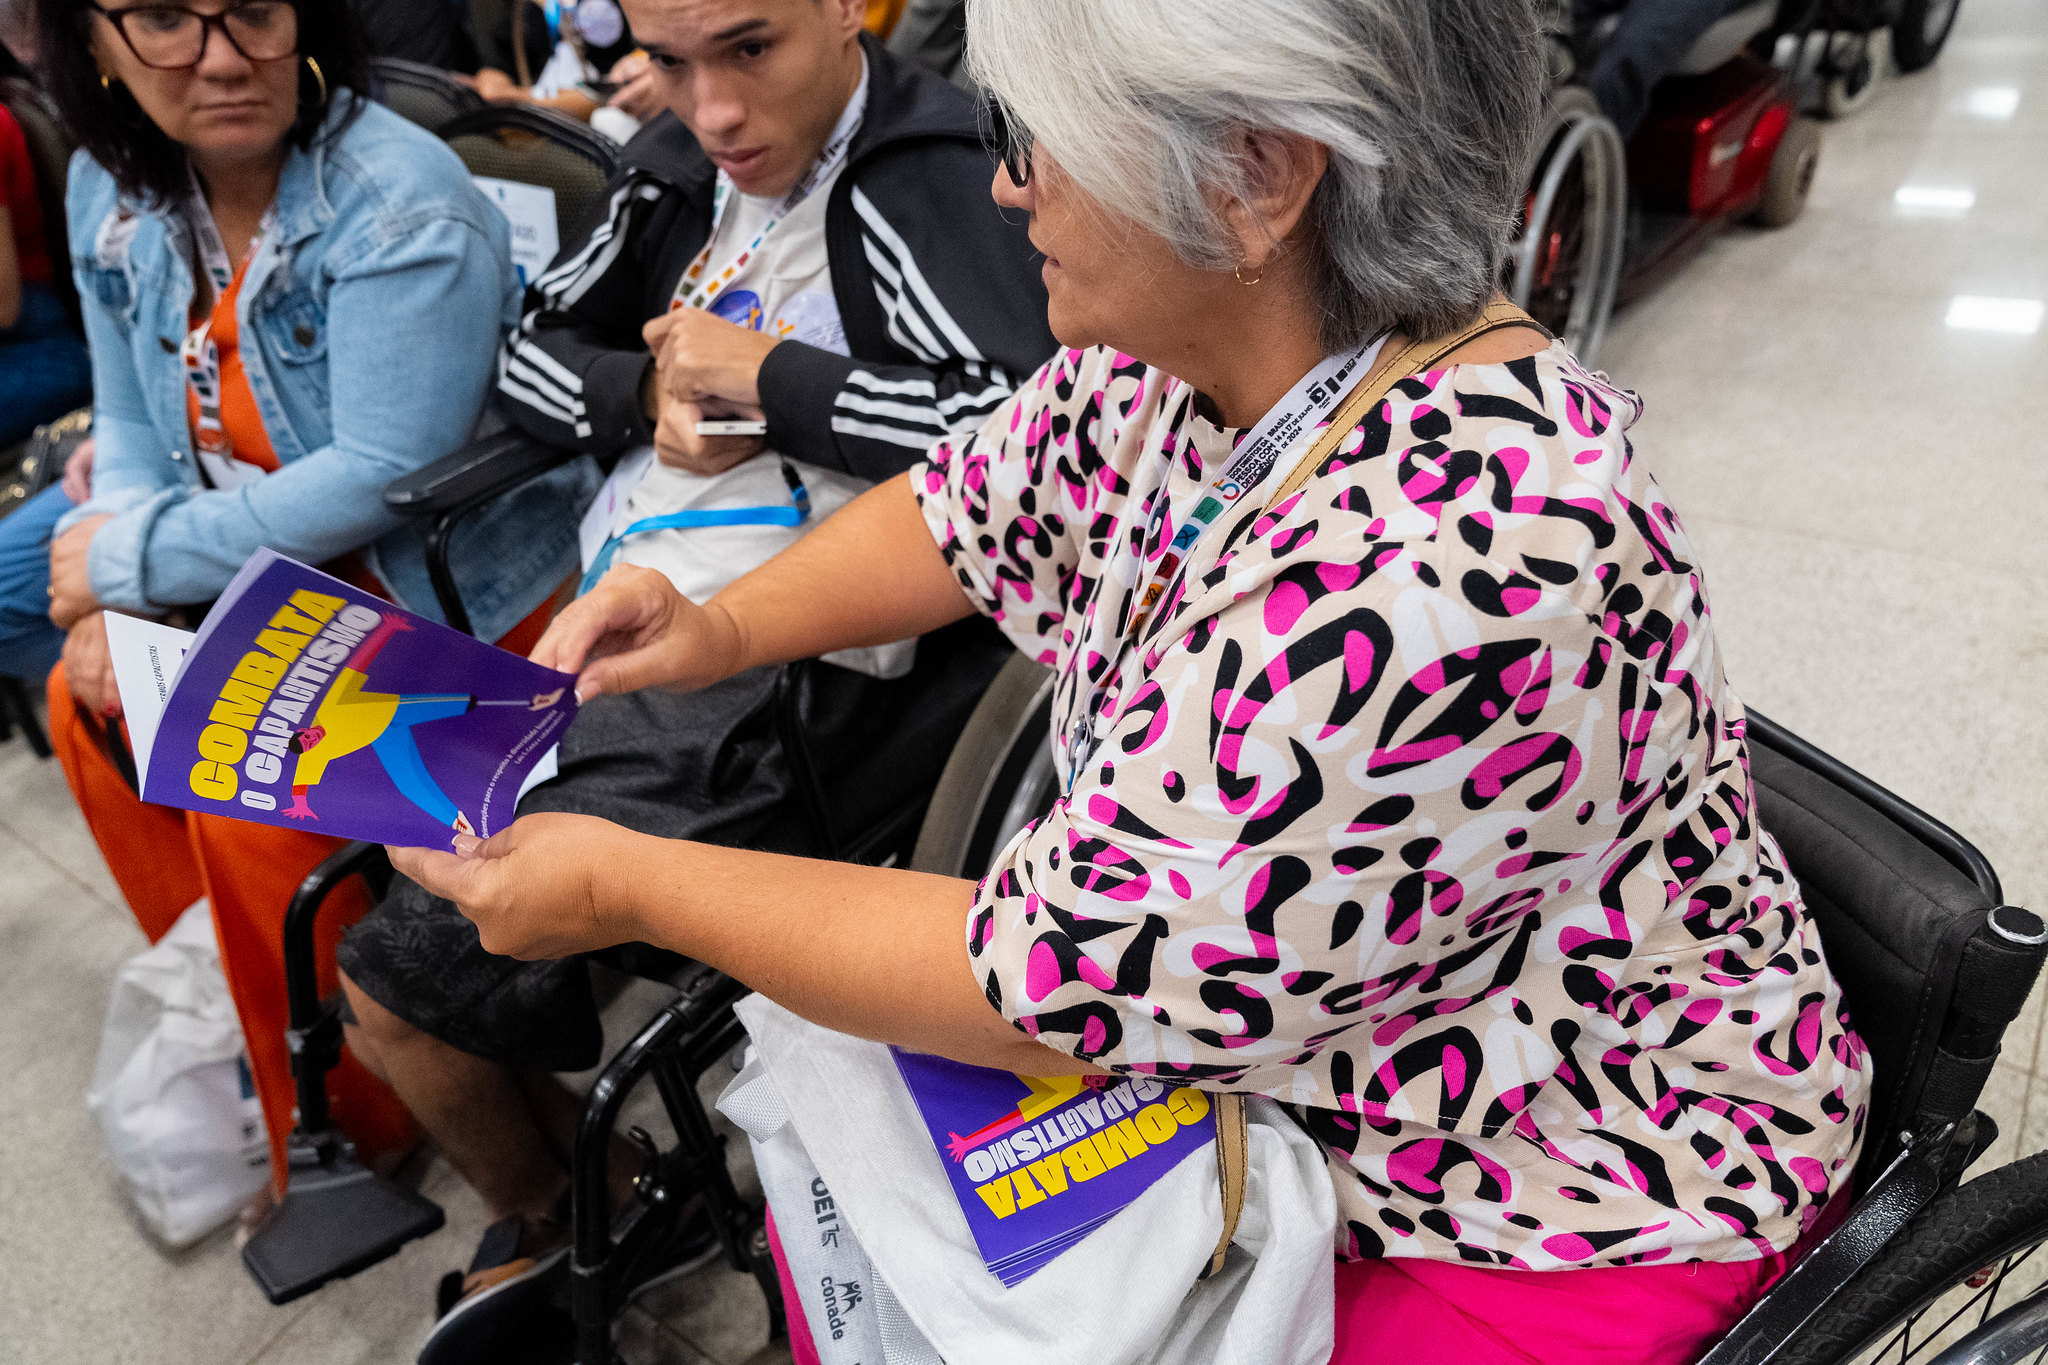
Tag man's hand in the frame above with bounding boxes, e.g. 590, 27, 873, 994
473, 67, 523, 102
529, 563, 743, 701
388, 813, 643, 961
48, 514, 111, 631
644, 307, 780, 411
60, 438, 95, 506
62, 611, 119, 718
650, 389, 766, 476
606, 51, 663, 121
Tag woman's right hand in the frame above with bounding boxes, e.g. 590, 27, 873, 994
60, 438, 95, 506
529, 564, 745, 702
63, 611, 120, 719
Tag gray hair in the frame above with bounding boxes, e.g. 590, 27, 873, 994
966, 0, 1547, 351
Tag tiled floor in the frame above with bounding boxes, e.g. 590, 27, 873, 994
2, 2, 2045, 1361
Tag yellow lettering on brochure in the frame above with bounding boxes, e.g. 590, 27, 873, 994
1166, 1088, 1211, 1125
1064, 1139, 1107, 1183
287, 589, 344, 623
254, 627, 308, 665
1097, 1119, 1150, 1165
1133, 1103, 1179, 1145
1026, 1155, 1070, 1196
189, 760, 237, 799
974, 1178, 1019, 1220
1011, 1168, 1047, 1209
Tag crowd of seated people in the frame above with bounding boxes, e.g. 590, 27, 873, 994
1, 0, 1876, 1361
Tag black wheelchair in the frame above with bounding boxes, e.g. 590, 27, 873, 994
254, 591, 2048, 1365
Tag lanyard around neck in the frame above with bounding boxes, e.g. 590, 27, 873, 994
669, 64, 867, 316
579, 458, 813, 596
181, 167, 276, 473
1123, 333, 1390, 639
1066, 334, 1391, 790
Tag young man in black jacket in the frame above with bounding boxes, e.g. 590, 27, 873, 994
496, 5, 1051, 489
332, 1, 1055, 1347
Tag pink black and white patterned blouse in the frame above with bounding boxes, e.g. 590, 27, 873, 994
912, 340, 1870, 1271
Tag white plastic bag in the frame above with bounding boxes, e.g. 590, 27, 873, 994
86, 900, 270, 1247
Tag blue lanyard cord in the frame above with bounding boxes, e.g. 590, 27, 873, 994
579, 460, 812, 596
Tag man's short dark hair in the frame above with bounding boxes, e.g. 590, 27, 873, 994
32, 0, 372, 205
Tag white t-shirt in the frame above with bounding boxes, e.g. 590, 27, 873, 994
584, 60, 913, 678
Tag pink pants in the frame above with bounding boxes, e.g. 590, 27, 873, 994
769, 1196, 1849, 1365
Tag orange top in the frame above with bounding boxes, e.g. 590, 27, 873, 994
185, 259, 279, 475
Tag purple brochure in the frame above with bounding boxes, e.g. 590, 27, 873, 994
143, 550, 575, 848
891, 1049, 1217, 1285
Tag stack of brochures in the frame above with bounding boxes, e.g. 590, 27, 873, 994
107, 549, 575, 848
892, 1048, 1218, 1285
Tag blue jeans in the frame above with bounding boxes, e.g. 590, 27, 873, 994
1580, 0, 1753, 139
0, 282, 92, 448
0, 483, 71, 682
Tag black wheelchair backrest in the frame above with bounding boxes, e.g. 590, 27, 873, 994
1747, 711, 2045, 1189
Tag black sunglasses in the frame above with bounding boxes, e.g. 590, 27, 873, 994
982, 96, 1033, 189
91, 1, 298, 72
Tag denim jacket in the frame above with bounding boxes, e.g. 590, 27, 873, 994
60, 95, 597, 643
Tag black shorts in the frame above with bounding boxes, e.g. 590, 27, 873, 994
338, 623, 1009, 1072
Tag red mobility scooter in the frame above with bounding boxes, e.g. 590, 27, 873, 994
1513, 0, 1821, 365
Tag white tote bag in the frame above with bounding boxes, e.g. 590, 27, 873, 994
86, 900, 271, 1247
721, 997, 1337, 1365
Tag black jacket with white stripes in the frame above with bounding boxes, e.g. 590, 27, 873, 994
496, 34, 1057, 482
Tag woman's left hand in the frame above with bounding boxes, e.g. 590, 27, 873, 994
48, 514, 111, 631
388, 812, 644, 960
62, 611, 120, 718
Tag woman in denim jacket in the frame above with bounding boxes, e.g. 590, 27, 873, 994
26, 0, 592, 1181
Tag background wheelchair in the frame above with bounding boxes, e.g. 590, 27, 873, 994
1514, 0, 1820, 367
1520, 0, 1968, 370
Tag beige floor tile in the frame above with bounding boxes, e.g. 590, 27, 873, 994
1970, 1062, 2031, 1177
1671, 515, 2047, 917
0, 732, 124, 908
0, 823, 306, 1365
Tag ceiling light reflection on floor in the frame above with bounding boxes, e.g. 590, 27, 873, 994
1893, 185, 1976, 215
1945, 296, 2044, 335
1966, 87, 2022, 120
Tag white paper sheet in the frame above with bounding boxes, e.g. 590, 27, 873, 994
473, 176, 561, 288
103, 614, 197, 787
578, 446, 655, 572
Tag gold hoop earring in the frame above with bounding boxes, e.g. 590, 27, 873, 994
1235, 259, 1264, 287
305, 56, 327, 107
100, 72, 112, 92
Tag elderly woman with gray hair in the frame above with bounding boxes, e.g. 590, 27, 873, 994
396, 0, 1868, 1357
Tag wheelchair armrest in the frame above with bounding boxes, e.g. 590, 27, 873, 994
384, 429, 580, 520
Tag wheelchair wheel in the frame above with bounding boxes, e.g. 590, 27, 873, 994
1774, 1151, 2048, 1365
1508, 87, 1627, 367
1820, 28, 1889, 119
909, 654, 1058, 880
1755, 117, 1823, 228
1893, 0, 1963, 71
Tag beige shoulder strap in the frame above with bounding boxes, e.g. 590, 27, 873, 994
1195, 304, 1547, 1282
1259, 300, 1550, 517
1204, 1092, 1249, 1280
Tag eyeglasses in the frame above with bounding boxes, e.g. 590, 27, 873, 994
983, 97, 1033, 189
91, 1, 298, 71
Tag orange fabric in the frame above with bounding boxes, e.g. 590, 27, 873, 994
49, 662, 407, 1188
863, 0, 906, 36
184, 258, 280, 476
46, 589, 561, 1190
